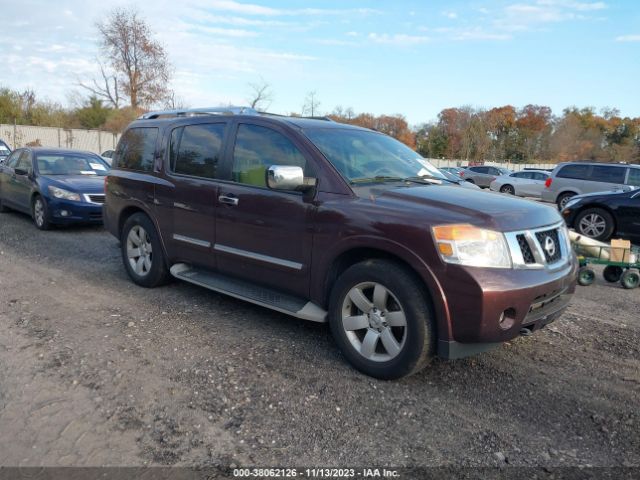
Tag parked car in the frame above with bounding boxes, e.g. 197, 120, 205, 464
104, 106, 577, 379
101, 149, 115, 158
440, 166, 466, 179
561, 188, 640, 243
0, 147, 109, 229
489, 170, 550, 198
439, 168, 481, 189
464, 165, 512, 188
541, 162, 640, 209
0, 140, 11, 164
101, 155, 113, 167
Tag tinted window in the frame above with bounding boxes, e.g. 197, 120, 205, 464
469, 166, 487, 173
116, 127, 158, 171
589, 165, 626, 184
513, 172, 532, 179
15, 151, 32, 171
232, 124, 306, 187
627, 168, 640, 186
170, 123, 225, 179
533, 172, 549, 181
557, 164, 590, 180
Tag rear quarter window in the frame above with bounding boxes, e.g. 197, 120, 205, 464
115, 127, 158, 172
556, 164, 590, 180
627, 168, 640, 186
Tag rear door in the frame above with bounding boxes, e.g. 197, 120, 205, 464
159, 121, 229, 270
214, 121, 316, 297
0, 150, 21, 206
585, 165, 627, 194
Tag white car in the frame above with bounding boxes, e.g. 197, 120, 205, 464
489, 170, 550, 198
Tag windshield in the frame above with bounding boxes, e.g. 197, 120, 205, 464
304, 128, 446, 183
36, 153, 109, 176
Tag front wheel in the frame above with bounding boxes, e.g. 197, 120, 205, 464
328, 259, 435, 380
620, 270, 640, 289
575, 208, 614, 241
121, 213, 170, 288
32, 195, 51, 230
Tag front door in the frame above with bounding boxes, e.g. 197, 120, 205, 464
214, 122, 315, 298
6, 150, 33, 212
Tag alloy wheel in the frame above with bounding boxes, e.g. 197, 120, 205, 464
578, 213, 606, 238
34, 198, 45, 227
126, 225, 153, 277
341, 282, 407, 362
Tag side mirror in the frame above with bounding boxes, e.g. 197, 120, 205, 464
267, 165, 316, 192
14, 168, 29, 176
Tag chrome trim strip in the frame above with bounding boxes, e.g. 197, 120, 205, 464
504, 221, 570, 271
83, 193, 105, 205
214, 244, 303, 270
173, 234, 211, 248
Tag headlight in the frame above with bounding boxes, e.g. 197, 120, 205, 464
48, 186, 81, 201
432, 224, 512, 268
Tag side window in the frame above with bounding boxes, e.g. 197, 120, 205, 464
514, 172, 531, 179
589, 166, 626, 184
4, 150, 21, 168
627, 168, 640, 186
116, 127, 158, 171
232, 124, 307, 187
170, 123, 225, 179
489, 167, 501, 175
15, 151, 32, 171
557, 164, 590, 180
533, 172, 548, 181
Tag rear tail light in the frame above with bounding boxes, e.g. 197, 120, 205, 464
545, 177, 552, 188
460, 172, 465, 177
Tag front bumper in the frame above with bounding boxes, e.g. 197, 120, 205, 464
47, 198, 103, 224
437, 257, 577, 359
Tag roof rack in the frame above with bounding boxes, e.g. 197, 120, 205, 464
138, 106, 259, 120
260, 112, 334, 122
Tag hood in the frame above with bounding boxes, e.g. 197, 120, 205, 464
359, 184, 562, 232
572, 188, 636, 202
44, 174, 105, 193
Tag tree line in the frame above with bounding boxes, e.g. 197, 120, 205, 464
1, 6, 638, 164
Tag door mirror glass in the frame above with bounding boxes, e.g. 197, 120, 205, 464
267, 165, 314, 191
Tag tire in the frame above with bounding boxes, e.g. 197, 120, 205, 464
603, 265, 623, 283
577, 267, 595, 286
328, 259, 435, 380
32, 195, 52, 230
575, 208, 615, 242
557, 192, 576, 210
500, 184, 515, 195
620, 270, 640, 290
0, 196, 9, 213
121, 212, 171, 288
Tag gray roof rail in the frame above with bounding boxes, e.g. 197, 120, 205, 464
138, 106, 259, 120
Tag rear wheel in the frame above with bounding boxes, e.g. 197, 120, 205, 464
575, 208, 614, 241
0, 196, 9, 213
603, 265, 623, 283
557, 192, 576, 210
328, 259, 435, 380
32, 195, 51, 230
121, 213, 170, 288
620, 270, 640, 289
577, 267, 595, 286
500, 184, 515, 195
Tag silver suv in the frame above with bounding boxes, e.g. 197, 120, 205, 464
464, 165, 512, 188
541, 162, 640, 209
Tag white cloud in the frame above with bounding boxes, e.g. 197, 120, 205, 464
367, 33, 429, 46
453, 29, 512, 41
442, 11, 458, 19
615, 34, 640, 42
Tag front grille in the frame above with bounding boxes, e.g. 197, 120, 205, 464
535, 228, 562, 263
88, 194, 105, 204
517, 234, 536, 264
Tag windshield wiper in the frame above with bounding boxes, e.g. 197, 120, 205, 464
350, 176, 406, 185
403, 175, 458, 185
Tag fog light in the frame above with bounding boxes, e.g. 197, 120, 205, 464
60, 210, 69, 217
498, 308, 516, 330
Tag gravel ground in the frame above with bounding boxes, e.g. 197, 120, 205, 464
0, 210, 639, 470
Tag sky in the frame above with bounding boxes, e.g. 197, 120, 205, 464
0, 0, 639, 125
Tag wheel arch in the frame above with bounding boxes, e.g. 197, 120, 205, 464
319, 243, 452, 341
117, 205, 171, 267
574, 204, 618, 236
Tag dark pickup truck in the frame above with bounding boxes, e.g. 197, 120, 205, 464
104, 107, 577, 379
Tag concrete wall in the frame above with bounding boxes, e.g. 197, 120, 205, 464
0, 124, 121, 155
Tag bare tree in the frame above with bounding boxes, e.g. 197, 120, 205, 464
163, 90, 189, 110
93, 7, 171, 109
246, 78, 273, 110
77, 61, 121, 108
302, 91, 321, 117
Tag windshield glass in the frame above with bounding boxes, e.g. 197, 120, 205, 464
36, 153, 109, 176
304, 128, 446, 183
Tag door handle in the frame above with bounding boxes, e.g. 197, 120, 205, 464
218, 195, 239, 206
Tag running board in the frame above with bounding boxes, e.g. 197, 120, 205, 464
170, 264, 327, 323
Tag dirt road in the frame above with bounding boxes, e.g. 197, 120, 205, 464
0, 210, 638, 469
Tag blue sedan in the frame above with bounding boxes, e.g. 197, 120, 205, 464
0, 147, 109, 230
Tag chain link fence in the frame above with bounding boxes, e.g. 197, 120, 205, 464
0, 124, 120, 155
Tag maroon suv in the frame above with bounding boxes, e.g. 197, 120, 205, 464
104, 107, 577, 379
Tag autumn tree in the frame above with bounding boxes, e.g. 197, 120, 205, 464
82, 8, 172, 110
